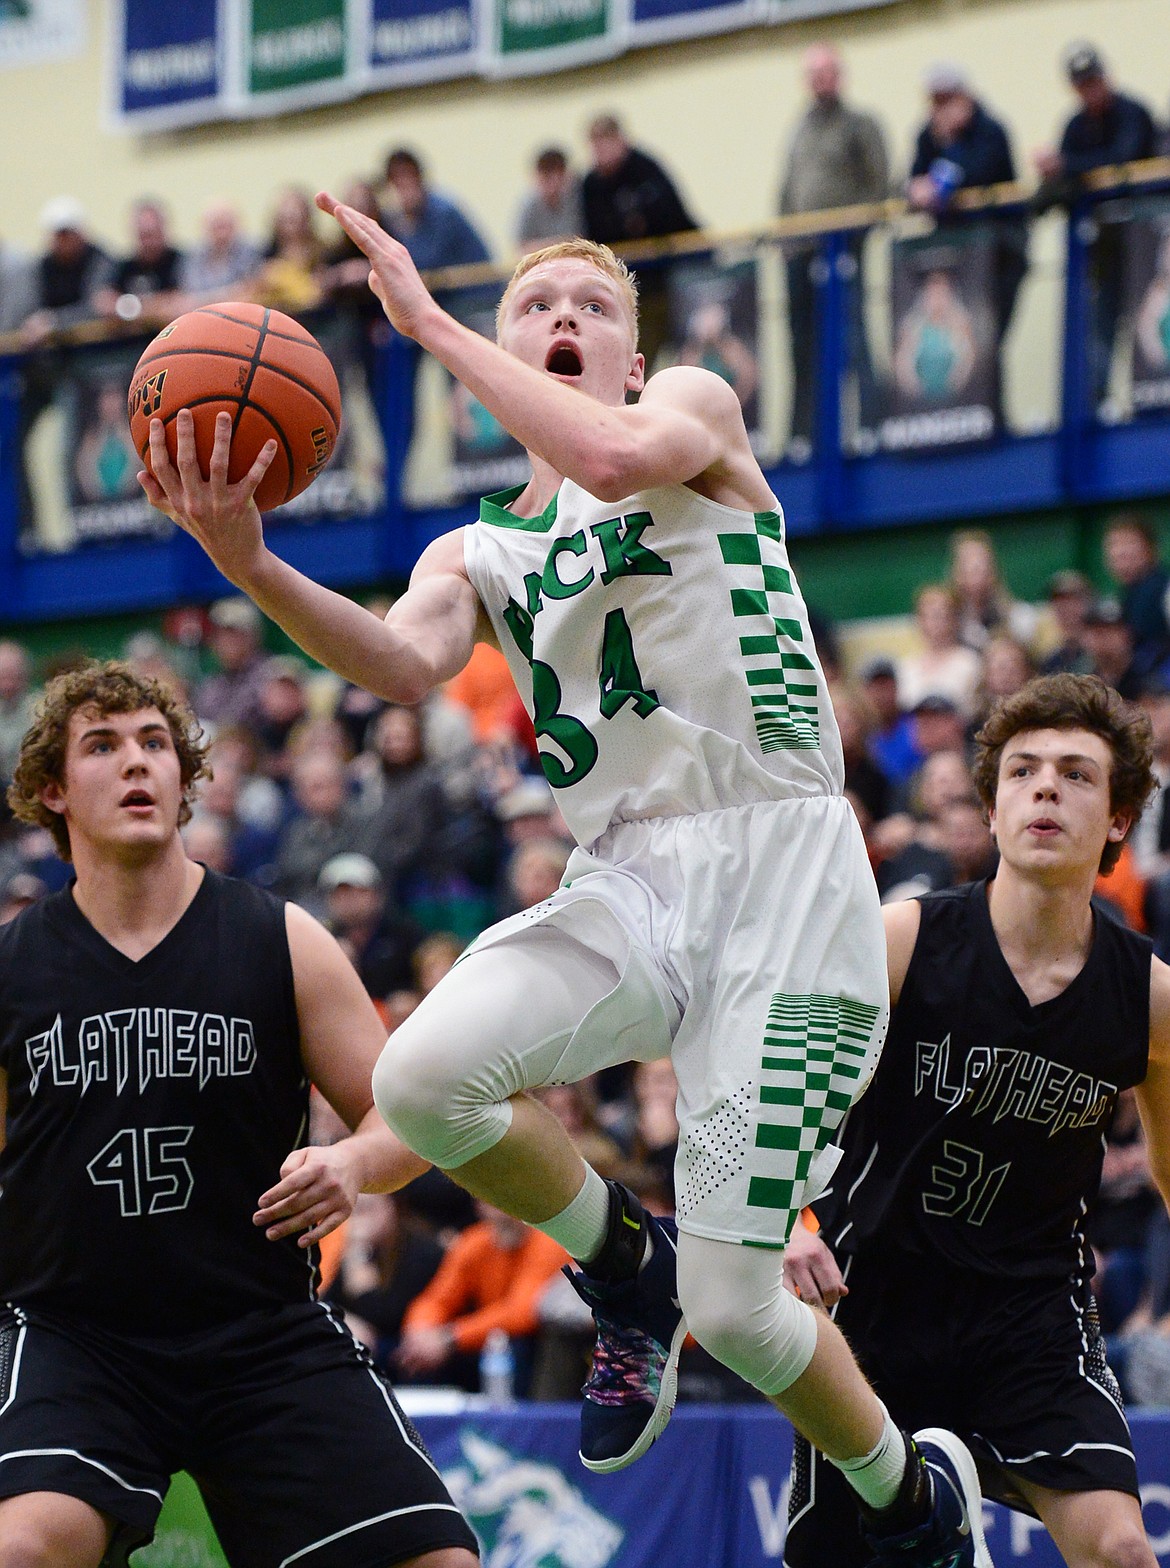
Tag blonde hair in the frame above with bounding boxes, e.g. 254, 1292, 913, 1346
496, 238, 639, 341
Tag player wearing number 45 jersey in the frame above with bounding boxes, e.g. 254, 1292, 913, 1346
143, 208, 992, 1565
0, 663, 479, 1568
784, 674, 1170, 1568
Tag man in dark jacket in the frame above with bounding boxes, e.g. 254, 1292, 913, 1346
907, 62, 1028, 373
582, 113, 698, 373
1034, 44, 1157, 407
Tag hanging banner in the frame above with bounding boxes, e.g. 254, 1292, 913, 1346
486, 0, 626, 77
0, 0, 84, 70
1128, 194, 1170, 415
631, 0, 763, 46
664, 252, 772, 460
136, 1406, 1170, 1568
111, 0, 223, 128
765, 0, 896, 18
16, 313, 381, 555
879, 225, 999, 452
244, 0, 348, 108
368, 0, 480, 86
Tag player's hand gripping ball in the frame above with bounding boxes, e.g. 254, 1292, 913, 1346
127, 303, 342, 514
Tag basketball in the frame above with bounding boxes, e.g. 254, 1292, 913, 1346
126, 303, 342, 514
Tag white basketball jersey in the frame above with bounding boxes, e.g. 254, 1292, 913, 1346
463, 479, 844, 848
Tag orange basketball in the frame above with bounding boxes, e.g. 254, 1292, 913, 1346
127, 303, 342, 514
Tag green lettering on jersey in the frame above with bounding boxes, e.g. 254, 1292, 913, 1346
501, 570, 546, 664
590, 512, 672, 585
542, 531, 594, 599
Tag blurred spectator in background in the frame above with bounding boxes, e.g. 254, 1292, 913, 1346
318, 177, 389, 389
777, 43, 889, 452
395, 1201, 567, 1394
411, 930, 465, 998
249, 185, 325, 313
1103, 513, 1170, 680
895, 583, 983, 717
1038, 569, 1093, 674
0, 871, 48, 927
859, 656, 922, 790
0, 640, 38, 784
831, 682, 893, 826
184, 748, 280, 882
318, 852, 422, 1000
907, 64, 1027, 424
20, 197, 113, 348
181, 814, 232, 874
179, 200, 261, 302
1082, 597, 1145, 700
275, 750, 367, 914
327, 1192, 444, 1372
1136, 681, 1170, 958
875, 747, 976, 900
515, 146, 585, 253
252, 656, 311, 780
534, 1079, 624, 1177
582, 113, 698, 374
381, 148, 492, 275
443, 641, 534, 764
352, 703, 450, 908
0, 233, 36, 336
947, 528, 1037, 650
969, 632, 1036, 732
1034, 45, 1157, 407
504, 835, 571, 916
627, 1057, 680, 1203
193, 597, 268, 732
1090, 1089, 1162, 1338
95, 197, 185, 329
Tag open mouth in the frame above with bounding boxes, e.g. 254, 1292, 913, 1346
120, 790, 154, 808
546, 345, 583, 377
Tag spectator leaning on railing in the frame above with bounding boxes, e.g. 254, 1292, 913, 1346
1033, 44, 1158, 408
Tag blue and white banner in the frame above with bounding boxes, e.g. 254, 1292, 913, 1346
631, 0, 763, 47
367, 0, 480, 86
110, 0, 224, 126
140, 1405, 1170, 1568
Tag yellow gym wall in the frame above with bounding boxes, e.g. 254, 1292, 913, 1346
1, 0, 1166, 256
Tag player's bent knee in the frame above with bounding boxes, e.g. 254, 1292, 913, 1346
679, 1259, 818, 1396
1094, 1526, 1158, 1568
372, 1022, 512, 1170
0, 1498, 110, 1568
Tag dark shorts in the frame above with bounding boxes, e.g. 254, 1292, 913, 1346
783, 1253, 1138, 1568
0, 1300, 478, 1568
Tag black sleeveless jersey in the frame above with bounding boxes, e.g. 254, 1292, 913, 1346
813, 880, 1151, 1283
0, 871, 317, 1332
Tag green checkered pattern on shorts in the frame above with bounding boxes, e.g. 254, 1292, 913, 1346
746, 992, 880, 1221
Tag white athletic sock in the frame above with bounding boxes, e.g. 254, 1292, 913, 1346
539, 1166, 612, 1263
538, 1169, 656, 1271
829, 1410, 908, 1512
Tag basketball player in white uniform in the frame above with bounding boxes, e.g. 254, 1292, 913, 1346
140, 197, 992, 1566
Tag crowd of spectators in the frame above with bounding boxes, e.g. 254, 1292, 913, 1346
6, 507, 1170, 1398
2, 36, 1166, 441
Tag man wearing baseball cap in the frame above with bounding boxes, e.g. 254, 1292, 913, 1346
20, 197, 113, 350
1033, 45, 1157, 405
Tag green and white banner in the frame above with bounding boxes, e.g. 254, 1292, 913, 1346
487, 0, 625, 76
244, 0, 350, 109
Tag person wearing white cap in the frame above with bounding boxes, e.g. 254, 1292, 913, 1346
19, 197, 113, 350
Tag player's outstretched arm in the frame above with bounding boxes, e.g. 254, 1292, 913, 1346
253, 904, 429, 1248
141, 408, 479, 703
1138, 954, 1170, 1214
318, 191, 755, 502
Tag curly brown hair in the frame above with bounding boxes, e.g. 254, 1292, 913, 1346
971, 673, 1155, 874
7, 661, 211, 861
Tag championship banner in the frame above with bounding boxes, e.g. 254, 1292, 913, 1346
17, 314, 382, 555
0, 0, 84, 70
111, 0, 223, 129
367, 0, 481, 86
485, 0, 626, 77
663, 252, 775, 461
764, 0, 896, 18
631, 0, 763, 46
244, 0, 349, 109
1127, 194, 1170, 415
879, 225, 999, 453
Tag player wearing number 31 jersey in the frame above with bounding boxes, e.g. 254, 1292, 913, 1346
145, 212, 994, 1565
